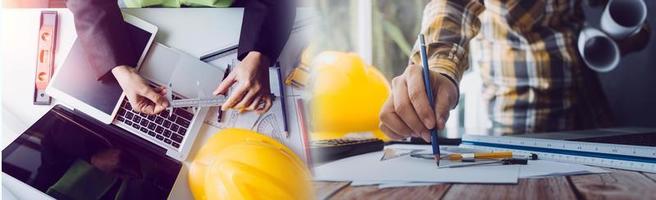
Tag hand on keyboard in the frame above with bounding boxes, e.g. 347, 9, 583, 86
112, 65, 170, 115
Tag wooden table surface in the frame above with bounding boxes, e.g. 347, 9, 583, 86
313, 168, 656, 200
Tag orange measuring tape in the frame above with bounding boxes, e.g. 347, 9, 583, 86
34, 11, 58, 105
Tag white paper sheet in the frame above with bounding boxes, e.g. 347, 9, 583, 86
346, 159, 609, 188
377, 182, 441, 189
313, 144, 520, 184
519, 160, 608, 178
349, 181, 383, 187
350, 181, 441, 189
314, 144, 609, 187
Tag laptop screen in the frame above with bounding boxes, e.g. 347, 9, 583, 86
2, 106, 180, 199
49, 22, 152, 115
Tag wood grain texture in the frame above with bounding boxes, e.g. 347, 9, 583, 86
569, 169, 656, 200
313, 181, 351, 200
329, 184, 450, 200
314, 170, 656, 199
442, 177, 576, 200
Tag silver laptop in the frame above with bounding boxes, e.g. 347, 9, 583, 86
46, 14, 226, 161
114, 42, 226, 160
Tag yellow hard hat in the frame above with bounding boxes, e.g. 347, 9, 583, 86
189, 128, 313, 200
309, 51, 390, 140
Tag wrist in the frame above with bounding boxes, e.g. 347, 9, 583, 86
439, 73, 458, 92
111, 65, 133, 77
438, 72, 460, 109
245, 51, 271, 68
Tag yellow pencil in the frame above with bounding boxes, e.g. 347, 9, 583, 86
444, 151, 513, 161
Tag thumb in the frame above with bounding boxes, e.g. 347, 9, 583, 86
142, 88, 168, 108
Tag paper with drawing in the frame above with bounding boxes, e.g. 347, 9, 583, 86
313, 144, 521, 183
313, 144, 608, 185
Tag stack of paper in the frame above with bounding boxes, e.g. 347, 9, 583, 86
313, 144, 608, 188
313, 144, 521, 184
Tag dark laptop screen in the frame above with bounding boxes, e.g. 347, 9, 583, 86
2, 106, 180, 200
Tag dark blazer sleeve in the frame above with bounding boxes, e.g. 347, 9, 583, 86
67, 0, 137, 80
237, 0, 296, 63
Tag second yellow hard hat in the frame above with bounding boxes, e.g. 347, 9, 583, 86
309, 51, 391, 140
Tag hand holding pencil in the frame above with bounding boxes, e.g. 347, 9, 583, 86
378, 34, 459, 165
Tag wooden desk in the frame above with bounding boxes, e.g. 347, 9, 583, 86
314, 169, 656, 199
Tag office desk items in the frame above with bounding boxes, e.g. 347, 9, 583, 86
285, 61, 310, 88
272, 65, 290, 132
217, 64, 306, 155
313, 144, 610, 188
33, 11, 58, 105
311, 138, 384, 163
411, 151, 538, 161
380, 145, 481, 161
221, 70, 286, 129
408, 151, 531, 168
46, 13, 158, 124
210, 63, 311, 163
47, 13, 224, 161
313, 144, 520, 184
418, 34, 440, 165
166, 83, 227, 109
198, 45, 236, 128
3, 8, 313, 200
460, 128, 656, 173
437, 158, 529, 169
380, 148, 422, 161
444, 151, 513, 160
344, 158, 607, 189
169, 96, 227, 108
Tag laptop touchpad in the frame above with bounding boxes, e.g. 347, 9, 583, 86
140, 43, 224, 98
139, 43, 181, 86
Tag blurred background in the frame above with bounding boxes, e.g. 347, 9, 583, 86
311, 0, 656, 138
5, 0, 656, 138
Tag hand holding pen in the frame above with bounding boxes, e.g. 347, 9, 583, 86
378, 34, 459, 164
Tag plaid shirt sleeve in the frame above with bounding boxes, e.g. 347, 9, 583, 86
409, 0, 485, 85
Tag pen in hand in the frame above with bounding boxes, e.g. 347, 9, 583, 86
418, 34, 441, 166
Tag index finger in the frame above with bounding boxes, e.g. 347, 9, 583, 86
405, 65, 436, 129
221, 84, 248, 111
140, 103, 156, 115
213, 73, 236, 95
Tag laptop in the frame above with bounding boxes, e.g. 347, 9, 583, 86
2, 105, 180, 199
3, 13, 230, 199
45, 14, 226, 161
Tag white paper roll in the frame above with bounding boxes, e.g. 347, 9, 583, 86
601, 0, 647, 40
578, 28, 620, 72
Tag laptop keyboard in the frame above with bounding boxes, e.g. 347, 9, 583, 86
115, 95, 194, 149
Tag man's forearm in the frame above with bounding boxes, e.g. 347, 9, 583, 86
408, 0, 485, 84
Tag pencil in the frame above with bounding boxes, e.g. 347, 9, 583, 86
444, 151, 513, 160
419, 34, 440, 166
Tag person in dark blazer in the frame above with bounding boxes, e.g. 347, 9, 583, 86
66, 0, 295, 115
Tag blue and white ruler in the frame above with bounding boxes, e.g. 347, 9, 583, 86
460, 135, 656, 173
